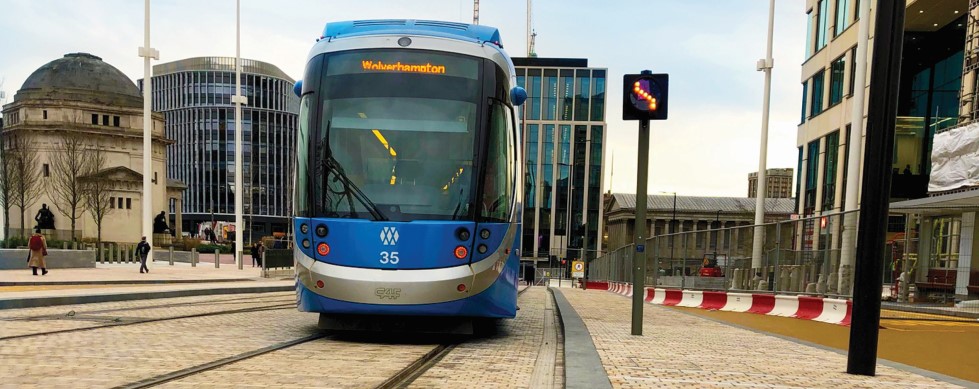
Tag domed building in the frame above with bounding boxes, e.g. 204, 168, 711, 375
1, 53, 184, 243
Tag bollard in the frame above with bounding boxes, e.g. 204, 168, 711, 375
215, 251, 220, 268
117, 244, 123, 264
98, 243, 105, 264
238, 250, 243, 270
169, 246, 174, 266
62, 242, 68, 250
72, 241, 78, 250
191, 248, 197, 267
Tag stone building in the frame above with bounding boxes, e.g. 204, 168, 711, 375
0, 53, 184, 243
603, 193, 795, 275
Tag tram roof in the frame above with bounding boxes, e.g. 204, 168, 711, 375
322, 20, 503, 48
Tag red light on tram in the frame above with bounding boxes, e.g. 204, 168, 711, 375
457, 283, 468, 292
454, 246, 468, 259
317, 243, 330, 256
315, 280, 324, 288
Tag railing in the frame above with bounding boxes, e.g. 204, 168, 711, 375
590, 210, 861, 298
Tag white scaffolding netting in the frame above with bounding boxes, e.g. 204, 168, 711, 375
929, 122, 979, 192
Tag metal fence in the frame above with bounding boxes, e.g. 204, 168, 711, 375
589, 210, 979, 322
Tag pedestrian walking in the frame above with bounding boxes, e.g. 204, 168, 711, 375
136, 236, 151, 273
256, 241, 265, 267
27, 228, 48, 276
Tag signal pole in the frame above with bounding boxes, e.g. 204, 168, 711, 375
623, 70, 669, 336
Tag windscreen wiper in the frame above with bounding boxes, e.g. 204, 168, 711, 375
321, 120, 387, 221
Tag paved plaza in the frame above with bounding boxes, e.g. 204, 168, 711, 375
558, 288, 968, 388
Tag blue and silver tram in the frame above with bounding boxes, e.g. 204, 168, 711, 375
292, 20, 527, 327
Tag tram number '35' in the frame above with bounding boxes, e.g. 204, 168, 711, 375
380, 251, 400, 264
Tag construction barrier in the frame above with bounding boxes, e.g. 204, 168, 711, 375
700, 291, 727, 310
813, 298, 852, 325
721, 293, 753, 312
598, 284, 853, 326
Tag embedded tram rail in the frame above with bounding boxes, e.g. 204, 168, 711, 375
0, 293, 297, 341
1, 287, 565, 388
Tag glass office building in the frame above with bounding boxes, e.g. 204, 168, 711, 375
142, 57, 299, 239
514, 57, 607, 262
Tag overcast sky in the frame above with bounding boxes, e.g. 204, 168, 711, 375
0, 0, 806, 197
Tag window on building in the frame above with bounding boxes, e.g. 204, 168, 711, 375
805, 140, 820, 213
126, 198, 132, 209
816, 0, 829, 50
931, 216, 961, 269
822, 131, 839, 210
113, 116, 120, 127
110, 197, 115, 209
841, 125, 851, 210
795, 147, 803, 212
829, 55, 845, 106
849, 47, 858, 96
43, 110, 47, 120
102, 115, 109, 126
835, 0, 852, 37
92, 114, 99, 125
800, 81, 809, 123
806, 9, 816, 58
810, 70, 825, 116
42, 164, 49, 177
117, 197, 123, 209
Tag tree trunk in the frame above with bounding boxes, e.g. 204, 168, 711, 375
71, 209, 76, 241
19, 209, 25, 238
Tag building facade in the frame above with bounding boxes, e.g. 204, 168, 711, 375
513, 57, 607, 263
1, 53, 181, 243
603, 194, 795, 275
798, 0, 979, 297
144, 57, 299, 240
748, 168, 794, 198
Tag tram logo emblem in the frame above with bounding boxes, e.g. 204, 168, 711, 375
380, 227, 400, 246
375, 288, 401, 300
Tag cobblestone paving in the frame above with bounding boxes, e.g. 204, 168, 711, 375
410, 287, 559, 388
0, 292, 296, 339
561, 289, 962, 389
157, 337, 439, 389
0, 295, 313, 388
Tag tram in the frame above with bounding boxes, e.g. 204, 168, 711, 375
291, 20, 526, 330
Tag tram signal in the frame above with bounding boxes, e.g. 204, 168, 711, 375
622, 73, 669, 120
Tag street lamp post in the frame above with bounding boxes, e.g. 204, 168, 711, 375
139, 0, 159, 262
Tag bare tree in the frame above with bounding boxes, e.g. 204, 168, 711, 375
9, 135, 42, 238
0, 134, 17, 242
81, 145, 112, 249
48, 133, 90, 241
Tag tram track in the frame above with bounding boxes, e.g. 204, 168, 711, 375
0, 301, 296, 341
0, 292, 295, 321
375, 285, 533, 389
113, 333, 328, 389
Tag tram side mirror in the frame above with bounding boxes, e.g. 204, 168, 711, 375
293, 80, 303, 97
510, 86, 527, 106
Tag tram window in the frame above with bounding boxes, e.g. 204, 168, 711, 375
480, 101, 513, 222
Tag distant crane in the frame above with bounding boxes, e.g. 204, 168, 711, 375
526, 0, 538, 57
473, 0, 479, 25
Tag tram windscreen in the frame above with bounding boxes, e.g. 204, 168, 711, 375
311, 50, 484, 221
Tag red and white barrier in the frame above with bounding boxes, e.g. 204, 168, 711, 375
721, 293, 753, 312
598, 283, 853, 326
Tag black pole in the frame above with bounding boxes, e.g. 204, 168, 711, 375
846, 0, 904, 376
671, 194, 676, 276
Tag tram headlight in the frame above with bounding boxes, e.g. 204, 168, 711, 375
477, 244, 488, 254
300, 223, 309, 235
315, 224, 328, 237
302, 239, 311, 249
456, 228, 470, 241
479, 229, 491, 239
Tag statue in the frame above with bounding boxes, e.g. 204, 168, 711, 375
35, 204, 55, 230
153, 211, 169, 234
